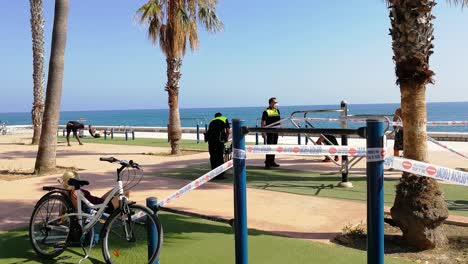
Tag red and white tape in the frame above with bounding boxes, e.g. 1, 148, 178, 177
291, 117, 468, 127
427, 136, 468, 159
158, 160, 234, 207
384, 156, 468, 186
245, 144, 367, 157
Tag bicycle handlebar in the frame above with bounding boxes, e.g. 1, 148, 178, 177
99, 157, 141, 169
100, 157, 117, 162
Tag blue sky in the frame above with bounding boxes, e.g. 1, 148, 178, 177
1, 0, 467, 113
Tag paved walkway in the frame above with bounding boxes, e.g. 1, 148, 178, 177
0, 134, 466, 244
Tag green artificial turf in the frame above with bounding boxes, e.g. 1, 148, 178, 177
0, 213, 411, 264
58, 136, 208, 151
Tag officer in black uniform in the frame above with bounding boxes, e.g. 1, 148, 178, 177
66, 120, 85, 146
207, 113, 230, 179
261, 97, 281, 169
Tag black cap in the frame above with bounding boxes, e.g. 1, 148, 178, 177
215, 112, 222, 117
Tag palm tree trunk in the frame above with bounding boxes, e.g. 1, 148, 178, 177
29, 0, 46, 145
387, 0, 448, 250
390, 83, 448, 249
166, 57, 182, 155
35, 0, 69, 175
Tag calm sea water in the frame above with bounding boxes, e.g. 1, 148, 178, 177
1, 102, 467, 132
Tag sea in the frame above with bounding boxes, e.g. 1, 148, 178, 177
1, 102, 467, 132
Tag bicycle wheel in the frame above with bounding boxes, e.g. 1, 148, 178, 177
101, 204, 163, 264
29, 194, 74, 258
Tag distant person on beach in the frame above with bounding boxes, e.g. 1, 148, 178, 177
66, 121, 85, 146
88, 125, 102, 138
316, 134, 340, 162
262, 97, 281, 169
393, 107, 404, 157
207, 112, 230, 180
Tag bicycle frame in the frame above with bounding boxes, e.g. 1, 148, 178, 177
46, 181, 126, 234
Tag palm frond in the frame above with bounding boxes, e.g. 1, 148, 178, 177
445, 0, 468, 7
198, 6, 223, 33
136, 0, 164, 44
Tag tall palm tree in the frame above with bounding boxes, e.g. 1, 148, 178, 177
29, 0, 46, 145
136, 0, 223, 155
35, 0, 69, 175
387, 0, 467, 250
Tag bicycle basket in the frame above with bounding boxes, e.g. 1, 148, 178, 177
120, 166, 144, 191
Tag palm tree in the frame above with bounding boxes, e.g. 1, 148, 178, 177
35, 0, 69, 175
387, 0, 467, 250
29, 0, 46, 145
136, 0, 223, 155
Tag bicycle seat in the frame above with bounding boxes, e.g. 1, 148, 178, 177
67, 178, 89, 190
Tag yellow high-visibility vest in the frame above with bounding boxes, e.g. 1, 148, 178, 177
265, 108, 279, 117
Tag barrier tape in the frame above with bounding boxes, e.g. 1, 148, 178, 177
158, 160, 234, 207
427, 136, 468, 159
290, 117, 468, 127
245, 144, 367, 156
245, 144, 466, 186
233, 148, 246, 159
384, 156, 468, 186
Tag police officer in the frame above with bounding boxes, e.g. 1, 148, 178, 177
207, 113, 230, 179
261, 97, 281, 169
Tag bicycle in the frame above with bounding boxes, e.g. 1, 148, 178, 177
223, 142, 232, 163
28, 157, 163, 264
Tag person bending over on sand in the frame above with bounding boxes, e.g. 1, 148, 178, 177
66, 121, 85, 146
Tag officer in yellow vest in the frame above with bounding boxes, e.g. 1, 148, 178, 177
261, 97, 281, 169
207, 112, 230, 179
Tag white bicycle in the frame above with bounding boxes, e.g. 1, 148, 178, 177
28, 157, 163, 263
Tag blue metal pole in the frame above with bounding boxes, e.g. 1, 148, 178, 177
125, 131, 128, 141
232, 119, 248, 264
146, 197, 160, 264
366, 119, 384, 264
196, 124, 200, 144
132, 130, 135, 140
111, 128, 114, 139
104, 130, 107, 140
298, 133, 301, 145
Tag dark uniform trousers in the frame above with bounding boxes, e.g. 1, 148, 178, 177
265, 133, 279, 165
209, 140, 225, 177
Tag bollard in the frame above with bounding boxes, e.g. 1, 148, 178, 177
255, 125, 259, 145
104, 130, 107, 140
111, 128, 114, 139
196, 124, 200, 144
62, 129, 65, 137
232, 119, 248, 264
297, 133, 301, 145
305, 125, 308, 145
146, 197, 160, 264
366, 119, 385, 264
125, 131, 128, 141
338, 100, 352, 188
132, 130, 135, 140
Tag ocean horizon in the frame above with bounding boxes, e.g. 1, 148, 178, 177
1, 102, 467, 132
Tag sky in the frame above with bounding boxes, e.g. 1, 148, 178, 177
1, 0, 467, 113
